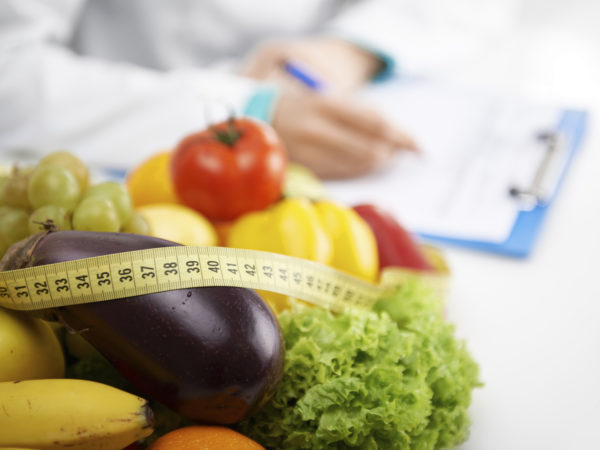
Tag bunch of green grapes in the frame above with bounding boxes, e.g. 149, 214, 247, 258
0, 151, 149, 259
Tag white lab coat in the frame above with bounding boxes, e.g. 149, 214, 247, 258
0, 0, 516, 168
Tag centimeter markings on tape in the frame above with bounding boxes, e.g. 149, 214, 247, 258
0, 246, 396, 312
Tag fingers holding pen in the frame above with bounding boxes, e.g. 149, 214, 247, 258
273, 91, 410, 179
301, 112, 395, 171
316, 95, 420, 152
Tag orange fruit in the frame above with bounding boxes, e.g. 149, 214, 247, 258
148, 425, 264, 450
127, 151, 179, 207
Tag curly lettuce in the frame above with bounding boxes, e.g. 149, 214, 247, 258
238, 279, 480, 449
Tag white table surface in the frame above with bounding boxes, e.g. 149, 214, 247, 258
439, 2, 600, 449
450, 118, 600, 450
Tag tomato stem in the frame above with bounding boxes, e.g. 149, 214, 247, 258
212, 116, 241, 146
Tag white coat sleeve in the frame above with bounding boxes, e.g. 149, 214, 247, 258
325, 0, 519, 77
0, 0, 265, 169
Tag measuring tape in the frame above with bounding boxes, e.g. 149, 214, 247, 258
0, 246, 425, 312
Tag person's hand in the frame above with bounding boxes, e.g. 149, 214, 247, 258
240, 37, 383, 91
242, 36, 419, 179
271, 88, 418, 179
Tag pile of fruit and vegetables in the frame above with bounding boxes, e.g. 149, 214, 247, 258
0, 118, 480, 449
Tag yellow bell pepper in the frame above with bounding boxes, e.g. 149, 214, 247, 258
227, 197, 379, 312
313, 200, 379, 283
228, 197, 332, 264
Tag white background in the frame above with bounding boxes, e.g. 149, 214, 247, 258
437, 1, 600, 449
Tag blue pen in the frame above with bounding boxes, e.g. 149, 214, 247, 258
283, 61, 326, 91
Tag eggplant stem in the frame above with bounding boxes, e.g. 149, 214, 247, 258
0, 231, 49, 272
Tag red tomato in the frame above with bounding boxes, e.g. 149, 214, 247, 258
172, 118, 287, 221
353, 204, 433, 271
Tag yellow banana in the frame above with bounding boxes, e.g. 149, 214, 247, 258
0, 308, 64, 382
0, 378, 154, 450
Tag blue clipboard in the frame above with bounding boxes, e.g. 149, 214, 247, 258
419, 109, 588, 258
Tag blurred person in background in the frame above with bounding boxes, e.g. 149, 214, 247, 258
0, 0, 512, 178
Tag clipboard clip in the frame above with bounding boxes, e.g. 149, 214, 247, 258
509, 131, 567, 210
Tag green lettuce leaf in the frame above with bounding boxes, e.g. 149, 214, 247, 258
239, 278, 481, 449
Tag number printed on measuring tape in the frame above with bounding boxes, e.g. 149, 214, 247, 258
0, 246, 396, 312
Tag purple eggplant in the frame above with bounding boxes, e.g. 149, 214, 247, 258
0, 230, 284, 424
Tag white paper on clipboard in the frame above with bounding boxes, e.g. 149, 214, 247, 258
325, 79, 562, 243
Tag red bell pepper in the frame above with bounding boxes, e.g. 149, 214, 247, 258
353, 204, 433, 271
